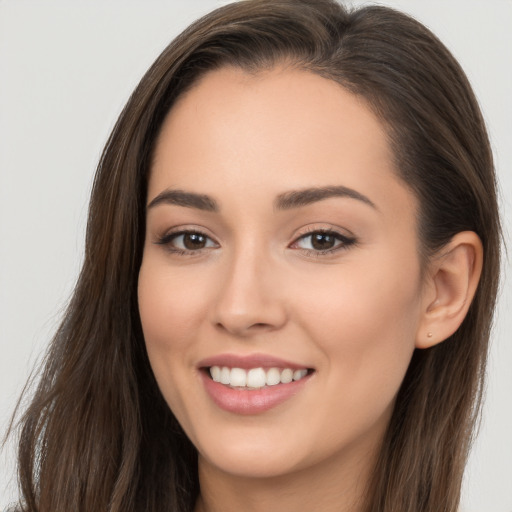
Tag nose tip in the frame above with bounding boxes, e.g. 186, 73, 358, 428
213, 290, 287, 337
211, 258, 287, 337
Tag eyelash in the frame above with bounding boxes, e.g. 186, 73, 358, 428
155, 228, 357, 257
290, 228, 356, 257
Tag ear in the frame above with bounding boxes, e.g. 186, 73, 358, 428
415, 231, 483, 349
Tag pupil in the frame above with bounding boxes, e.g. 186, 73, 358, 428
184, 233, 206, 250
312, 233, 335, 250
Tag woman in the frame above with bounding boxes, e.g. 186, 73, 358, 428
4, 0, 501, 511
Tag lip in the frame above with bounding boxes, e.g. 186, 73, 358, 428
198, 353, 314, 415
200, 371, 312, 415
197, 353, 311, 370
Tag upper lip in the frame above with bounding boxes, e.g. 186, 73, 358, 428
197, 353, 312, 370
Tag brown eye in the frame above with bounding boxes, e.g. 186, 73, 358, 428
310, 233, 336, 250
157, 230, 218, 253
292, 230, 356, 254
183, 233, 207, 249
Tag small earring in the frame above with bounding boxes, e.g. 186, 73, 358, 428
427, 332, 433, 338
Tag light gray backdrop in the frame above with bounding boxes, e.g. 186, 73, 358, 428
1, 1, 511, 510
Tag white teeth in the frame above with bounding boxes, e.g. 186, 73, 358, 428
280, 368, 293, 384
230, 367, 247, 387
266, 367, 281, 386
247, 367, 266, 388
293, 369, 308, 381
209, 365, 309, 389
220, 367, 230, 385
211, 366, 221, 382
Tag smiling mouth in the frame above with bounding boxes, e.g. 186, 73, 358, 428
205, 366, 314, 390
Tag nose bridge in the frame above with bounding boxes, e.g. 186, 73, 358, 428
212, 239, 286, 336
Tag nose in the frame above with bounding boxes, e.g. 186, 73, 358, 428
211, 246, 288, 337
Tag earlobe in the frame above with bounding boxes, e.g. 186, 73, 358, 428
416, 231, 483, 349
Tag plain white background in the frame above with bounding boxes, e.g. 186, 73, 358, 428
0, 1, 511, 510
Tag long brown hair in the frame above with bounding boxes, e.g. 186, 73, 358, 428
7, 1, 500, 511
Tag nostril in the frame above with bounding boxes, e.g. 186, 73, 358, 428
214, 321, 274, 334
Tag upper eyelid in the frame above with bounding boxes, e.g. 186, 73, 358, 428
292, 225, 355, 241
160, 230, 218, 245
297, 228, 346, 237
159, 226, 348, 238
158, 225, 218, 241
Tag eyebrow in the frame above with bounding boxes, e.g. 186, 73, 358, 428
147, 189, 219, 212
274, 185, 377, 211
146, 185, 376, 213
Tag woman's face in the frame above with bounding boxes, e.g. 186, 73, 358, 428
138, 67, 427, 480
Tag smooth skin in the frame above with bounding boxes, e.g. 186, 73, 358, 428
138, 66, 482, 512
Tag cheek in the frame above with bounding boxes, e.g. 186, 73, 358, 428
138, 263, 209, 352
137, 261, 211, 417
298, 253, 421, 327
292, 251, 422, 413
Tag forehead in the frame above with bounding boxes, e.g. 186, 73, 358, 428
153, 66, 392, 170
149, 66, 415, 223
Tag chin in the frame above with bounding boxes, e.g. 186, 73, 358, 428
199, 447, 306, 480
193, 425, 311, 479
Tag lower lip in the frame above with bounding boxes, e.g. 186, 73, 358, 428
200, 371, 311, 415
